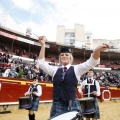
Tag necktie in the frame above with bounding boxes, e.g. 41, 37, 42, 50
63, 67, 67, 72
61, 67, 67, 81
89, 79, 92, 83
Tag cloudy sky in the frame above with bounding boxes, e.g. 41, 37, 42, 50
0, 0, 120, 41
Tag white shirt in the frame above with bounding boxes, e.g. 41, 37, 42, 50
25, 84, 42, 97
78, 78, 101, 96
36, 54, 100, 81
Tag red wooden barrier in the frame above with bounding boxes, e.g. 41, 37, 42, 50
0, 77, 120, 103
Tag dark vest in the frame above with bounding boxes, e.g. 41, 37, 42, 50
52, 66, 78, 100
84, 79, 97, 97
30, 84, 38, 99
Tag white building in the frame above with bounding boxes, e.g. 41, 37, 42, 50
56, 23, 93, 49
56, 23, 120, 52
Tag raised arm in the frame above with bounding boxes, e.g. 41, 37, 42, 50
38, 36, 46, 59
92, 43, 109, 60
36, 36, 56, 77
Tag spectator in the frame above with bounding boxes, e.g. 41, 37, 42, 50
9, 63, 18, 78
23, 49, 26, 55
18, 66, 23, 78
16, 49, 20, 56
2, 68, 11, 77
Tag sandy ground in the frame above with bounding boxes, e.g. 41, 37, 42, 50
0, 100, 120, 120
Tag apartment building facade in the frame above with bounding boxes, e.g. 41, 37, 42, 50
56, 23, 120, 52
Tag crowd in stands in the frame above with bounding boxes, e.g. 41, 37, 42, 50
80, 71, 120, 87
0, 44, 53, 82
0, 44, 120, 87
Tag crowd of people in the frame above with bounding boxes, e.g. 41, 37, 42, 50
0, 45, 52, 81
0, 40, 120, 120
80, 70, 120, 87
0, 44, 120, 87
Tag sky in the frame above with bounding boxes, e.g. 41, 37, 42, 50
0, 0, 120, 41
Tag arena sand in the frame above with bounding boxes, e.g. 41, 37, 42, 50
0, 100, 120, 120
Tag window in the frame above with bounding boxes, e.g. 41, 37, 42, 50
87, 36, 91, 39
65, 33, 69, 37
70, 33, 75, 37
87, 36, 89, 39
70, 39, 75, 44
65, 32, 75, 37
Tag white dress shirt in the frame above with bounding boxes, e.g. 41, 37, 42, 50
25, 84, 42, 97
36, 54, 100, 81
78, 78, 101, 96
